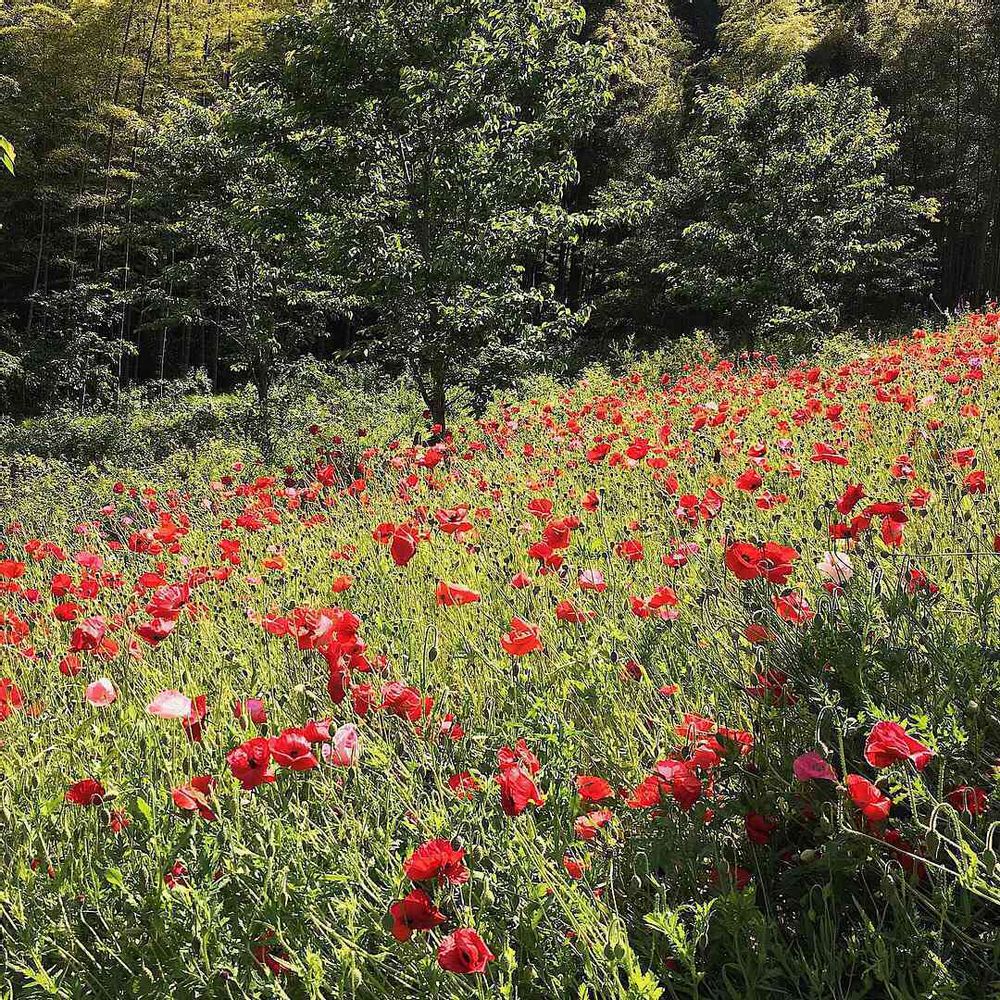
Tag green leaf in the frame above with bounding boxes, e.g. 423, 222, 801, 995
1, 135, 16, 175
135, 796, 154, 827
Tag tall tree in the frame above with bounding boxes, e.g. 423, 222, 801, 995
716, 0, 821, 86
607, 63, 936, 347
0, 0, 283, 414
140, 97, 327, 450
223, 0, 614, 429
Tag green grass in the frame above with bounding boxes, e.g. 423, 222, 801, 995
0, 318, 998, 998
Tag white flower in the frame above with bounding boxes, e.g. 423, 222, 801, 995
146, 689, 192, 720
816, 551, 853, 586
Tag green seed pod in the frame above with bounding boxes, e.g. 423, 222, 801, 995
881, 872, 897, 902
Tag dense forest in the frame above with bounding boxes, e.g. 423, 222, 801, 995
2, 0, 999, 425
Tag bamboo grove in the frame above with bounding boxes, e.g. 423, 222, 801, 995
1, 1, 1000, 423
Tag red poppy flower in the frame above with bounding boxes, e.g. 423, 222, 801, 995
880, 517, 904, 547
379, 681, 432, 721
574, 808, 614, 840
575, 775, 614, 802
734, 468, 763, 492
435, 506, 472, 534
555, 599, 594, 623
497, 765, 544, 815
728, 541, 799, 585
269, 729, 319, 771
435, 581, 481, 606
299, 718, 332, 743
542, 518, 573, 550
526, 497, 553, 520
626, 775, 666, 809
615, 538, 644, 562
631, 586, 679, 620
69, 616, 107, 652
109, 809, 130, 833
234, 698, 268, 725
66, 778, 106, 806
883, 829, 927, 880
137, 616, 177, 645
0, 559, 24, 579
172, 775, 217, 821
351, 683, 373, 716
793, 751, 837, 782
0, 677, 23, 720
654, 759, 702, 811
226, 737, 276, 789
497, 738, 540, 774
863, 721, 933, 771
145, 582, 190, 620
811, 442, 849, 465
437, 928, 495, 975
746, 668, 795, 704
845, 774, 891, 822
402, 839, 468, 885
59, 654, 82, 676
377, 523, 418, 566
759, 543, 798, 584
744, 623, 774, 644
252, 936, 290, 976
964, 470, 987, 495
389, 889, 445, 942
710, 864, 752, 891
182, 694, 208, 743
448, 771, 480, 799
391, 526, 419, 566
622, 658, 643, 681
745, 812, 777, 845
164, 860, 188, 889
500, 617, 543, 656
946, 785, 988, 815
772, 591, 814, 623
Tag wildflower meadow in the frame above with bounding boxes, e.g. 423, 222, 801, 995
0, 314, 997, 998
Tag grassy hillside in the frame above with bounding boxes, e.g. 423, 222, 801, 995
0, 317, 998, 998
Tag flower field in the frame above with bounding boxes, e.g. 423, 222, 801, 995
1, 316, 999, 999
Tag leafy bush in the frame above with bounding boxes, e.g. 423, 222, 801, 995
606, 62, 937, 351
0, 372, 253, 468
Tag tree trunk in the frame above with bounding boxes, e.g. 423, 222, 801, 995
412, 357, 448, 438
251, 352, 274, 457
26, 196, 46, 337
429, 362, 447, 435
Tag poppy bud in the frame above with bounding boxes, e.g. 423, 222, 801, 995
925, 831, 940, 857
